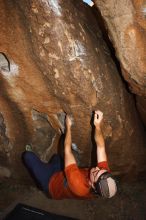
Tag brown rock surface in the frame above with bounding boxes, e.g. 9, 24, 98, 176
0, 0, 145, 185
93, 0, 146, 125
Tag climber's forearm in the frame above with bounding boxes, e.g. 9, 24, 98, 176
95, 125, 107, 163
64, 128, 76, 167
95, 125, 105, 147
64, 128, 72, 152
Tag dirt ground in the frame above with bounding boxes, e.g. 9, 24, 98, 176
0, 180, 146, 220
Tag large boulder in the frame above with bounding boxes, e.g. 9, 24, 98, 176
0, 0, 145, 182
93, 0, 146, 126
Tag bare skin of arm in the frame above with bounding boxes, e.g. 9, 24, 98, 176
64, 115, 76, 168
94, 110, 107, 163
89, 110, 108, 187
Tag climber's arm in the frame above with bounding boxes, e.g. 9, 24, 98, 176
64, 115, 76, 168
94, 110, 107, 163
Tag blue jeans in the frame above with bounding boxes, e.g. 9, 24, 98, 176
22, 152, 64, 192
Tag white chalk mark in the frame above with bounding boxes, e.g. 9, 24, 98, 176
43, 22, 51, 28
68, 40, 86, 61
54, 68, 59, 78
40, 49, 45, 57
58, 41, 63, 54
44, 37, 50, 44
42, 0, 62, 16
49, 53, 59, 60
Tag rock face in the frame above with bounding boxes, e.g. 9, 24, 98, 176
93, 0, 146, 126
0, 0, 145, 183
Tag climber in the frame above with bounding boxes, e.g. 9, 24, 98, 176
22, 110, 117, 199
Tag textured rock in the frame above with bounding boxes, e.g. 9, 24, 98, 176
0, 166, 11, 178
136, 96, 146, 126
0, 0, 145, 183
93, 0, 146, 125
